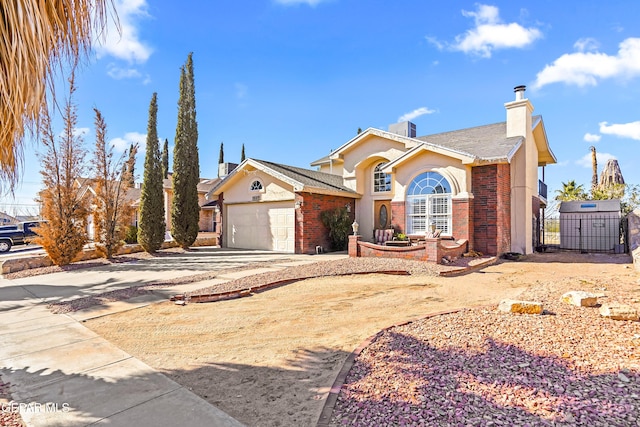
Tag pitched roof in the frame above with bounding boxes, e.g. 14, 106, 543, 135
208, 158, 359, 198
163, 175, 220, 193
252, 159, 357, 194
415, 121, 523, 162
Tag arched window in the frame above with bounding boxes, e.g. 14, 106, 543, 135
373, 162, 391, 192
406, 172, 452, 235
250, 180, 263, 191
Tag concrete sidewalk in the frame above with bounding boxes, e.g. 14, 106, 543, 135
0, 248, 347, 426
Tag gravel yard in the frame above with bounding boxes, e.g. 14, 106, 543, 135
81, 251, 640, 427
330, 255, 640, 426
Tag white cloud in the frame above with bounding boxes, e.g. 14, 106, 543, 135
583, 133, 601, 143
576, 151, 616, 168
107, 65, 142, 79
398, 107, 436, 122
274, 0, 327, 6
574, 38, 599, 52
96, 0, 153, 63
532, 37, 640, 89
58, 127, 90, 139
73, 127, 90, 138
235, 83, 248, 99
110, 131, 147, 152
599, 120, 640, 140
428, 4, 542, 58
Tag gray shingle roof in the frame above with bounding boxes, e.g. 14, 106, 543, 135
415, 120, 526, 161
253, 159, 357, 194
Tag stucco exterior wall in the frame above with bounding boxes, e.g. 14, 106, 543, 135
505, 97, 538, 254
390, 152, 470, 203
221, 169, 294, 204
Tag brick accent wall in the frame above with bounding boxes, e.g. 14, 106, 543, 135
295, 192, 356, 254
472, 164, 511, 255
390, 201, 405, 233
452, 198, 473, 249
350, 238, 468, 263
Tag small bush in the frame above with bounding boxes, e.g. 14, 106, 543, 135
320, 207, 352, 251
124, 225, 138, 244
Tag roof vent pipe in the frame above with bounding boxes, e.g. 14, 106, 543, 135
514, 85, 526, 101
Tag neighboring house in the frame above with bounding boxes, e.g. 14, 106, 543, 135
76, 178, 139, 240
79, 174, 222, 240
0, 212, 18, 225
162, 174, 221, 233
209, 85, 556, 255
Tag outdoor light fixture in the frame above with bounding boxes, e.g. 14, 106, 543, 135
351, 220, 359, 235
430, 221, 437, 234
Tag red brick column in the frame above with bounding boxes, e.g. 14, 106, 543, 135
348, 235, 361, 257
472, 165, 511, 255
452, 197, 473, 249
391, 201, 405, 233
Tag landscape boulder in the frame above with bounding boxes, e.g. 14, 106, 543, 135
599, 303, 639, 321
498, 299, 543, 315
560, 291, 598, 307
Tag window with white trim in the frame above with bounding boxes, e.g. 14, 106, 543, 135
406, 172, 452, 235
373, 162, 391, 192
250, 180, 263, 191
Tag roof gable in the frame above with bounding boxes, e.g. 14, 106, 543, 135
208, 159, 359, 200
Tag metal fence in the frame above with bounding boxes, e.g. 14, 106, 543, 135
542, 215, 627, 253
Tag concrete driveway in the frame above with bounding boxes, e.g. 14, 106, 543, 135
0, 247, 346, 426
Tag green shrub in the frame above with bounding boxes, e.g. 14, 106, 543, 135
124, 225, 138, 244
320, 207, 352, 251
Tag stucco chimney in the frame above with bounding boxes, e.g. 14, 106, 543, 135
514, 85, 526, 101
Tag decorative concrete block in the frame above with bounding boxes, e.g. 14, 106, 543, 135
498, 299, 543, 315
561, 291, 598, 307
599, 303, 639, 321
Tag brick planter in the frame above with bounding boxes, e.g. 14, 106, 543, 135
348, 237, 468, 264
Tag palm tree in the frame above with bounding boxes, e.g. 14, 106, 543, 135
554, 180, 588, 201
0, 0, 113, 191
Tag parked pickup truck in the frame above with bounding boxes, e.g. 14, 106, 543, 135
0, 221, 45, 252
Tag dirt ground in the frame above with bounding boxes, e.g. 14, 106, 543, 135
84, 252, 639, 427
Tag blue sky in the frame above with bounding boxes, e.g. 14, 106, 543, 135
6, 0, 640, 216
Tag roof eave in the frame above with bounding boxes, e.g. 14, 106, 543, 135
382, 142, 477, 173
532, 118, 558, 166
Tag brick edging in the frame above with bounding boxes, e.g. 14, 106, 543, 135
174, 271, 411, 303
438, 256, 498, 277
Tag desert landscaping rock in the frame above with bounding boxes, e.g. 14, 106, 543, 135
497, 299, 543, 314
561, 290, 598, 307
599, 303, 639, 321
82, 251, 640, 427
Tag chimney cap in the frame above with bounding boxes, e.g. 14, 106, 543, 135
514, 85, 526, 92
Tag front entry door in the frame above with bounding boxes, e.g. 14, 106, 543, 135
374, 200, 392, 230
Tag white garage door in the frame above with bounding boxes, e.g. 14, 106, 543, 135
226, 202, 295, 252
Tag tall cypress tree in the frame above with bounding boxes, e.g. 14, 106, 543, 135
218, 142, 224, 164
171, 52, 200, 248
162, 138, 169, 179
240, 143, 246, 162
138, 92, 165, 253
